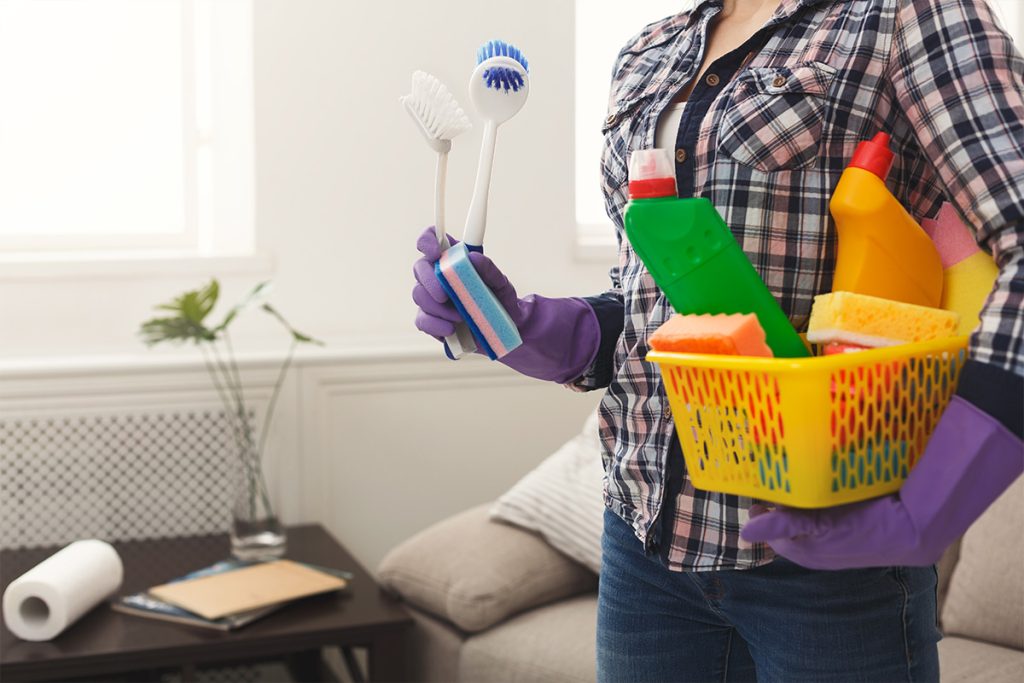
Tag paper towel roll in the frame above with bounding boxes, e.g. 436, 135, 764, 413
3, 540, 123, 641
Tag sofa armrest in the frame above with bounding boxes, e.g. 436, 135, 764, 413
378, 504, 597, 633
936, 537, 962, 622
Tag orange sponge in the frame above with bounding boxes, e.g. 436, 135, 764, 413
649, 314, 774, 357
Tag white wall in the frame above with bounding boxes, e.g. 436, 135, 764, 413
3, 2, 1021, 358
0, 0, 611, 358
0, 1, 611, 571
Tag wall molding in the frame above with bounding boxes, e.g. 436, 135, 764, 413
0, 347, 600, 568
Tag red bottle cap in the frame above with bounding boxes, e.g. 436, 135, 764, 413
849, 132, 894, 180
628, 149, 677, 199
629, 178, 677, 199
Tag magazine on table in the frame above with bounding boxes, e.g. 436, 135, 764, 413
112, 559, 353, 631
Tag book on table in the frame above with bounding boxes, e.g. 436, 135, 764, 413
113, 559, 352, 631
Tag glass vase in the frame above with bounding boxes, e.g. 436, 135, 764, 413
230, 452, 286, 560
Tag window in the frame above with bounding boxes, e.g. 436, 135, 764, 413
0, 0, 254, 260
574, 0, 1024, 257
575, 0, 684, 256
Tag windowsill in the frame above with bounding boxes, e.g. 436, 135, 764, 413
0, 250, 275, 280
0, 332, 477, 378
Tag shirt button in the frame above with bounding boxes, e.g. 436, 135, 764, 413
705, 73, 720, 86
675, 148, 688, 163
663, 406, 673, 419
772, 75, 787, 88
605, 113, 618, 126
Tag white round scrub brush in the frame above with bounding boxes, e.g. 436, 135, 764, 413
401, 70, 476, 358
462, 40, 530, 249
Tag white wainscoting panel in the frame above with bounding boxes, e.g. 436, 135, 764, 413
0, 349, 601, 571
297, 354, 601, 571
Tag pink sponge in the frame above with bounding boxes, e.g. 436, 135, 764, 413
920, 202, 981, 269
649, 314, 774, 357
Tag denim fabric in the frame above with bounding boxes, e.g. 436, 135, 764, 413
597, 509, 941, 683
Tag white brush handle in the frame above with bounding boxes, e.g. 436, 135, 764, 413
464, 119, 497, 248
435, 150, 477, 359
435, 153, 448, 243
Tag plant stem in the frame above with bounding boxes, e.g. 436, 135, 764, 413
201, 345, 250, 465
220, 331, 259, 516
210, 344, 257, 462
205, 343, 267, 520
211, 339, 276, 520
259, 339, 297, 461
210, 342, 251, 444
223, 330, 248, 421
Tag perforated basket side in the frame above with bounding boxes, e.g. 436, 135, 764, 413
827, 347, 966, 497
664, 364, 791, 496
650, 337, 969, 508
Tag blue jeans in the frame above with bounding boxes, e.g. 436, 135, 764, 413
597, 509, 940, 682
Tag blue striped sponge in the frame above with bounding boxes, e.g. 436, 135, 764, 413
434, 243, 522, 360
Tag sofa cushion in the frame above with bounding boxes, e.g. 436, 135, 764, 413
491, 411, 605, 572
938, 636, 1024, 683
378, 504, 597, 633
936, 538, 962, 621
404, 607, 466, 683
941, 476, 1024, 650
459, 594, 597, 683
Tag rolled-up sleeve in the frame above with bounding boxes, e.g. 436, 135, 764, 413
887, 0, 1024, 431
564, 266, 625, 392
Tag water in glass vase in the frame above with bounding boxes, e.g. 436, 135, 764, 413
231, 458, 286, 560
231, 517, 286, 560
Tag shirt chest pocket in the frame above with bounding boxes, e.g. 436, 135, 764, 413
716, 61, 837, 172
601, 95, 655, 193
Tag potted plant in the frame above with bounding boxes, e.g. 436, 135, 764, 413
139, 280, 320, 559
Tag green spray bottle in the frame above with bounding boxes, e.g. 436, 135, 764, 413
624, 149, 809, 358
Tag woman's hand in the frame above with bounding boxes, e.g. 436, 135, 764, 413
412, 226, 464, 340
741, 396, 1022, 569
411, 226, 603, 383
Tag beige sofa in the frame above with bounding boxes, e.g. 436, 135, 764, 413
379, 478, 1023, 682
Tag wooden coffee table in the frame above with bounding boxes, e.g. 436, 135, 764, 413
0, 525, 412, 682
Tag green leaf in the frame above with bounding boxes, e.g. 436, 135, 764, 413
214, 281, 272, 333
139, 316, 216, 346
261, 303, 324, 346
154, 279, 219, 324
138, 279, 220, 346
139, 278, 322, 350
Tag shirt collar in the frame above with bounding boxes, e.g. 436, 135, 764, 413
689, 0, 834, 26
627, 0, 834, 56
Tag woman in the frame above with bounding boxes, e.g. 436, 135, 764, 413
412, 0, 1023, 680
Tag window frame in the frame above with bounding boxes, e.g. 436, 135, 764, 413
0, 0, 256, 266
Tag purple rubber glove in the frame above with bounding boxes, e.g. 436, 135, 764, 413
413, 226, 601, 383
741, 395, 1023, 570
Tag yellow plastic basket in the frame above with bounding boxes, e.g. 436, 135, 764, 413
647, 336, 969, 508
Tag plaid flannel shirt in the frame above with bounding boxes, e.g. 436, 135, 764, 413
570, 0, 1024, 571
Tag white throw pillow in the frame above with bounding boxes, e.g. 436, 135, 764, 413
490, 411, 605, 573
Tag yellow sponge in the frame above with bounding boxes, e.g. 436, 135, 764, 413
807, 291, 959, 347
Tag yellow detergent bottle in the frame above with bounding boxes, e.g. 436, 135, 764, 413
829, 133, 943, 308
944, 254, 998, 335
923, 202, 1000, 336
